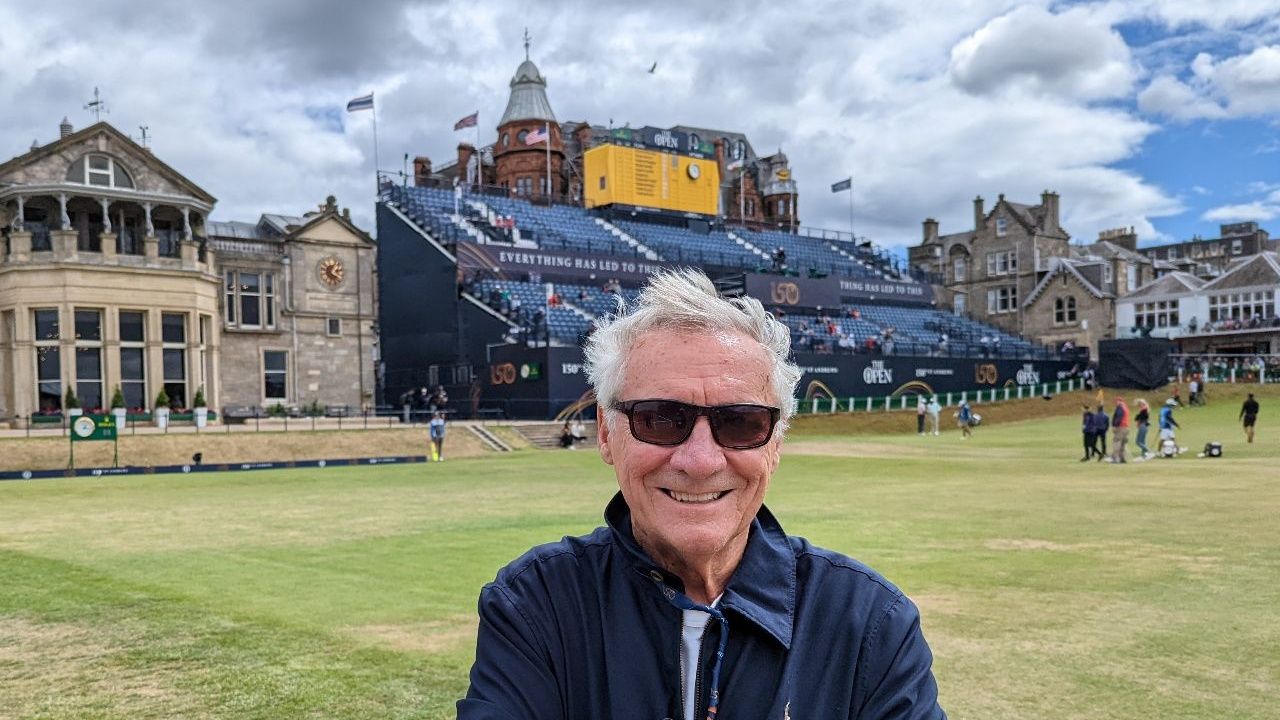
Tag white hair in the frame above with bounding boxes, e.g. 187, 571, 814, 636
583, 268, 801, 432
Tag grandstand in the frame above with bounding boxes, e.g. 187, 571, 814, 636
377, 180, 1072, 418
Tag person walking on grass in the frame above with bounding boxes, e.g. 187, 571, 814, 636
926, 396, 941, 435
1092, 404, 1109, 460
1110, 396, 1130, 464
1080, 404, 1095, 462
1240, 393, 1260, 444
1134, 399, 1152, 459
916, 396, 927, 436
428, 412, 447, 462
957, 401, 974, 439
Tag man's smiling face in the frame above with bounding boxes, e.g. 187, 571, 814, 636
599, 328, 782, 569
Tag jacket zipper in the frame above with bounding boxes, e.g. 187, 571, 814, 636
694, 618, 712, 719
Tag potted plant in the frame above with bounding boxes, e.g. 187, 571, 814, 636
110, 385, 127, 430
64, 387, 82, 417
153, 389, 171, 429
193, 386, 208, 428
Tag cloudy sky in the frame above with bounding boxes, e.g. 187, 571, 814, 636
4, 0, 1280, 252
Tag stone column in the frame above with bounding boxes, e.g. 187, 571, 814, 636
58, 194, 69, 229
99, 199, 115, 258
15, 195, 24, 228
143, 202, 159, 259
181, 207, 191, 241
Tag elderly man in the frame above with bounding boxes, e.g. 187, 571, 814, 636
459, 269, 945, 719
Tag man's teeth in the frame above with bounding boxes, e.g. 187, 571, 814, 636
668, 490, 726, 503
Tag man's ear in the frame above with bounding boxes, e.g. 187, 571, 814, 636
597, 406, 614, 465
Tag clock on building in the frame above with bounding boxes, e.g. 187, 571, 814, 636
318, 257, 345, 288
687, 163, 700, 180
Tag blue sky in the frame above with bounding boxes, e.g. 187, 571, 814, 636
3, 1, 1280, 250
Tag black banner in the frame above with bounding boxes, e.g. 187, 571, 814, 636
792, 353, 1081, 398
457, 244, 673, 283
742, 274, 933, 310
1097, 338, 1172, 390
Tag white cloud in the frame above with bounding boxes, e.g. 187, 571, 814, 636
1192, 185, 1211, 195
1136, 75, 1227, 120
0, 0, 1186, 251
1140, 45, 1280, 120
949, 5, 1139, 100
1202, 188, 1280, 221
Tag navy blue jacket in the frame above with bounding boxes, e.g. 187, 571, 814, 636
459, 493, 946, 719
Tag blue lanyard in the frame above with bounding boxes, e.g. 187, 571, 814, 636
657, 581, 730, 720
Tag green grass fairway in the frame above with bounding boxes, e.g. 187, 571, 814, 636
2, 396, 1278, 718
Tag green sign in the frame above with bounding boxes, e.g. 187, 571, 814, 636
519, 362, 542, 381
70, 414, 117, 442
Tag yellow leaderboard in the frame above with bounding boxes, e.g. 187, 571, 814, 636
584, 144, 720, 216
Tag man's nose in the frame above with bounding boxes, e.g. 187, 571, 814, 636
668, 417, 727, 478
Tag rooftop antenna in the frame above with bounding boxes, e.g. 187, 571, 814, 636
138, 125, 150, 148
523, 27, 531, 61
84, 86, 109, 122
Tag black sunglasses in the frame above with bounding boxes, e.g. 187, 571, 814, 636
612, 399, 781, 450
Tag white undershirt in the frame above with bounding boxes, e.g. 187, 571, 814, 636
680, 596, 721, 720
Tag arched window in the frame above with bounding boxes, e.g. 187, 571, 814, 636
517, 129, 529, 144
66, 154, 134, 189
733, 140, 745, 160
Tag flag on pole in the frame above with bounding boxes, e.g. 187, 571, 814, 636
831, 177, 852, 193
454, 111, 479, 130
726, 158, 743, 172
525, 126, 549, 145
346, 93, 374, 112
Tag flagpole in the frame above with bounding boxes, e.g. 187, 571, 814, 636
545, 122, 552, 201
847, 177, 855, 242
371, 92, 380, 195
474, 110, 481, 192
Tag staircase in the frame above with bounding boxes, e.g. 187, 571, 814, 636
465, 199, 538, 249
467, 424, 513, 452
514, 421, 597, 449
726, 230, 771, 262
595, 217, 662, 260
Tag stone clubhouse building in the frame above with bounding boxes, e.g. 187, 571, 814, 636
0, 119, 376, 426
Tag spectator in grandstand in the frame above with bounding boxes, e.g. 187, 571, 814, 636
430, 385, 449, 413
917, 396, 927, 436
1092, 404, 1109, 460
926, 396, 942, 435
936, 333, 948, 356
1240, 393, 1260, 444
979, 334, 991, 358
1109, 397, 1130, 464
559, 421, 576, 449
1134, 399, 1152, 460
428, 412, 446, 462
459, 268, 945, 719
864, 334, 879, 354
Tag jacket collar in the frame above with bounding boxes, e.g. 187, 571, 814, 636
605, 492, 796, 649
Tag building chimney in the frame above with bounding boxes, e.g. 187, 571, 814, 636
973, 196, 984, 231
1039, 190, 1055, 231
59, 117, 73, 139
574, 123, 593, 151
413, 156, 432, 187
714, 138, 726, 170
457, 143, 476, 186
923, 218, 939, 244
